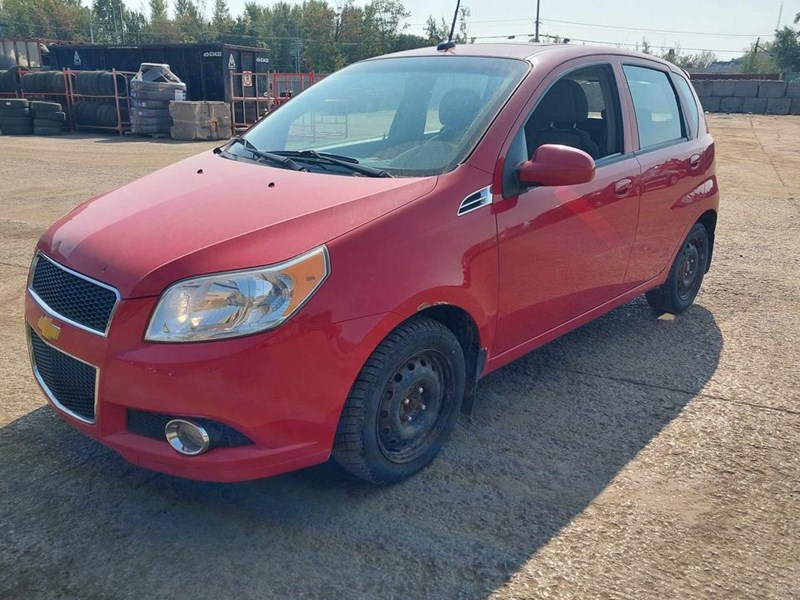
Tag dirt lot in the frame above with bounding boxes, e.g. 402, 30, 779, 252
0, 116, 798, 599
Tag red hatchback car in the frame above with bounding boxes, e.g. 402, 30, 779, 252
25, 43, 718, 484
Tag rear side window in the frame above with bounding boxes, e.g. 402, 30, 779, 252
623, 65, 684, 150
673, 75, 700, 136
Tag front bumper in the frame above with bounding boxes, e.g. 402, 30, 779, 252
25, 290, 391, 482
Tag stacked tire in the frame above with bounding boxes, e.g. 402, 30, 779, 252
0, 99, 33, 135
0, 67, 26, 94
30, 101, 66, 136
72, 100, 129, 128
20, 71, 67, 95
131, 80, 185, 136
74, 71, 125, 97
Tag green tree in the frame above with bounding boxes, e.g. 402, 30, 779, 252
92, 0, 127, 42
771, 14, 800, 72
0, 0, 91, 41
739, 40, 778, 73
301, 0, 341, 72
174, 0, 206, 41
149, 0, 168, 20
210, 0, 233, 39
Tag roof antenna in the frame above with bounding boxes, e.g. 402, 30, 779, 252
437, 0, 461, 51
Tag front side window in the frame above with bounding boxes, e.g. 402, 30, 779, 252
523, 64, 624, 162
623, 65, 685, 149
237, 56, 529, 177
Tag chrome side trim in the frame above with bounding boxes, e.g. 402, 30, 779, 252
27, 326, 99, 426
29, 253, 121, 337
457, 185, 493, 216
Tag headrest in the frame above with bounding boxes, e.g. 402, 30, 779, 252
438, 88, 481, 130
531, 79, 589, 127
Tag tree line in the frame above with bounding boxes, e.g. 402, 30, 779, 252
0, 0, 472, 72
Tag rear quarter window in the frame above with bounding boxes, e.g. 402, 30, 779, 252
623, 65, 685, 150
673, 75, 700, 137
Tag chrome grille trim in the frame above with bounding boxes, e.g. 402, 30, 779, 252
28, 252, 121, 337
27, 326, 99, 425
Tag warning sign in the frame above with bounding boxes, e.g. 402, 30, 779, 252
73, 51, 81, 66
227, 54, 236, 70
242, 71, 253, 87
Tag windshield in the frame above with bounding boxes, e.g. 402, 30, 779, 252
236, 56, 529, 177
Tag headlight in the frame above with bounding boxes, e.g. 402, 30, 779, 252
145, 246, 329, 342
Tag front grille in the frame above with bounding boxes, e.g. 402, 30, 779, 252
30, 327, 97, 422
30, 254, 118, 334
127, 410, 254, 448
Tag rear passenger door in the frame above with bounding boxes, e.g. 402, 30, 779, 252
620, 63, 711, 289
493, 60, 641, 354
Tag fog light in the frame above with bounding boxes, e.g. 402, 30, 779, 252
165, 419, 210, 456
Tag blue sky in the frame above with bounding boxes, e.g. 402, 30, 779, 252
118, 0, 798, 58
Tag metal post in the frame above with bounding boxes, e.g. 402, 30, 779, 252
534, 0, 541, 43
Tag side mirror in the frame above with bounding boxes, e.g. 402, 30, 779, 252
518, 144, 596, 188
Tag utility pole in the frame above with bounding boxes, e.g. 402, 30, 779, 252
90, 20, 95, 43
534, 0, 541, 43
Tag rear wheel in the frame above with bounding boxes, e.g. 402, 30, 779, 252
333, 317, 466, 484
645, 222, 709, 314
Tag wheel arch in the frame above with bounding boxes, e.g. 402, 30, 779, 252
415, 304, 484, 415
697, 209, 717, 272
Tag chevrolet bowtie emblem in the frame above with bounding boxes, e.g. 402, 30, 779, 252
37, 315, 61, 341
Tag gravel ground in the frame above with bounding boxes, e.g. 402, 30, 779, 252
0, 117, 798, 599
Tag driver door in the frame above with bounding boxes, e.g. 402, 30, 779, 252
493, 61, 641, 354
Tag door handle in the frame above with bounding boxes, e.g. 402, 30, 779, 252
689, 154, 702, 170
614, 178, 633, 198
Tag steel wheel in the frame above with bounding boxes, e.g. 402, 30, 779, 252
676, 230, 706, 301
332, 316, 466, 484
376, 351, 454, 464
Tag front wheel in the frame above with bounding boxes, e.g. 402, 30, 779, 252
332, 317, 466, 485
646, 222, 710, 314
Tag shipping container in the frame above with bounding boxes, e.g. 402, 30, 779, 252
46, 43, 271, 102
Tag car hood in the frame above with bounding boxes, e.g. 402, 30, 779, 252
38, 151, 437, 298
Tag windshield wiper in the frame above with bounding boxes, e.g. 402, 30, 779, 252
225, 137, 307, 172
272, 150, 392, 178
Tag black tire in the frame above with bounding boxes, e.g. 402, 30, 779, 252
0, 116, 32, 127
0, 98, 28, 109
0, 123, 34, 135
50, 71, 67, 94
0, 108, 30, 118
645, 222, 710, 314
33, 118, 65, 128
30, 101, 61, 112
33, 126, 63, 136
133, 99, 170, 110
332, 317, 466, 484
131, 87, 182, 102
133, 107, 171, 119
32, 111, 66, 122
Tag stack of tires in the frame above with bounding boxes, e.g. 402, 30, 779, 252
73, 71, 126, 97
30, 101, 66, 136
0, 67, 26, 95
72, 101, 129, 128
20, 71, 68, 95
0, 99, 33, 135
130, 63, 186, 136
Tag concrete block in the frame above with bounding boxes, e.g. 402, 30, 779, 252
786, 82, 800, 98
691, 80, 713, 97
766, 97, 791, 115
699, 96, 721, 112
758, 81, 787, 98
720, 97, 744, 113
733, 80, 760, 97
742, 97, 767, 114
711, 80, 736, 97
790, 97, 800, 115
